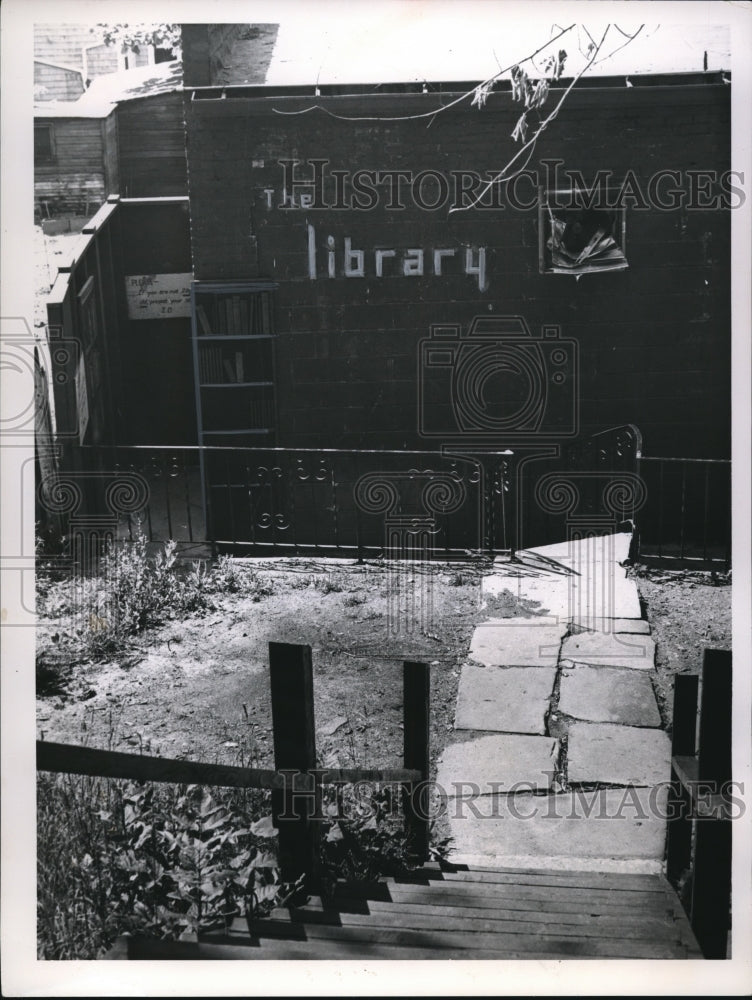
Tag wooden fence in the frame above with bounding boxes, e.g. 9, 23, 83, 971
666, 648, 732, 958
37, 642, 431, 887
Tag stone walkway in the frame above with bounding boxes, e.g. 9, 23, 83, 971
437, 532, 672, 874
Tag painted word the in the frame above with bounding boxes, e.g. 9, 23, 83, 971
306, 225, 487, 291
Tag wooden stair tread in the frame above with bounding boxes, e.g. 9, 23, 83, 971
264, 903, 680, 940
258, 905, 685, 943
420, 860, 666, 888
220, 920, 687, 959
110, 863, 700, 961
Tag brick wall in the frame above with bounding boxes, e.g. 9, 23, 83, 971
185, 80, 732, 458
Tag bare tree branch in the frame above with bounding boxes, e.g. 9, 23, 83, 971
449, 25, 613, 214
272, 23, 577, 123
593, 24, 645, 65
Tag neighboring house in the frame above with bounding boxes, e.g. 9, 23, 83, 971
34, 22, 154, 102
34, 60, 184, 215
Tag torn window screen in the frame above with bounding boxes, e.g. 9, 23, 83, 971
546, 206, 629, 274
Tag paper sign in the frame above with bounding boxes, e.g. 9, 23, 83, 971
124, 273, 193, 319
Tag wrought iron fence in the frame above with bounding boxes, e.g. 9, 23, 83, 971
636, 455, 731, 569
67, 444, 494, 559
43, 429, 728, 568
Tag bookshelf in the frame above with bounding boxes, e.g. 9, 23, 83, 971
191, 280, 278, 448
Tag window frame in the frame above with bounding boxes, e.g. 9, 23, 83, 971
538, 186, 628, 276
34, 122, 55, 165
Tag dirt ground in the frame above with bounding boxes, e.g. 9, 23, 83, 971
631, 565, 732, 729
36, 558, 488, 780
37, 557, 732, 774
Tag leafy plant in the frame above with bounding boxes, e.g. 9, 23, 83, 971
97, 23, 181, 57
316, 783, 451, 894
36, 534, 276, 666
37, 773, 283, 959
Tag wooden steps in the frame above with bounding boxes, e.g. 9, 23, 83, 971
110, 862, 701, 960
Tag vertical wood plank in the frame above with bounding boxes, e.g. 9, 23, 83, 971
672, 673, 699, 757
403, 660, 430, 862
691, 816, 732, 958
269, 642, 318, 887
666, 673, 699, 887
698, 648, 732, 784
691, 648, 732, 957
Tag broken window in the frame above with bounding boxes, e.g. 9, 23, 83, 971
539, 189, 628, 275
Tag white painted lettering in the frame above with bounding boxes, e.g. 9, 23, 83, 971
375, 249, 396, 277
307, 224, 317, 279
403, 249, 424, 276
433, 248, 456, 275
344, 238, 365, 277
465, 247, 487, 291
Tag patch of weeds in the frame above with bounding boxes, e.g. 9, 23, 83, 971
36, 533, 215, 663
212, 554, 242, 593
245, 569, 275, 602
316, 781, 452, 893
342, 593, 366, 608
314, 574, 345, 594
287, 573, 345, 594
483, 588, 547, 619
209, 556, 274, 601
37, 773, 284, 960
448, 571, 468, 587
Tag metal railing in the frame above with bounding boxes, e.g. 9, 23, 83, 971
45, 430, 729, 566
63, 425, 645, 560
636, 455, 731, 568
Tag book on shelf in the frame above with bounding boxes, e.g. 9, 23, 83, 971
249, 397, 274, 428
235, 351, 244, 382
196, 304, 213, 336
199, 345, 223, 382
260, 292, 271, 334
222, 358, 237, 383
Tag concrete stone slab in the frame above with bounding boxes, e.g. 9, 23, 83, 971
560, 632, 656, 671
569, 617, 650, 634
483, 572, 572, 623
469, 618, 567, 667
568, 569, 642, 620
558, 665, 661, 728
455, 665, 557, 734
520, 532, 633, 569
567, 722, 671, 787
485, 562, 641, 622
437, 734, 558, 796
446, 786, 668, 861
